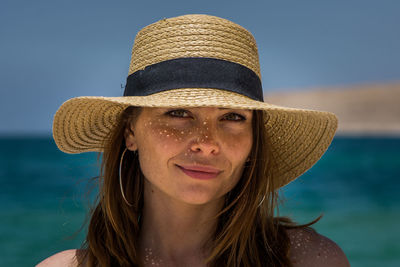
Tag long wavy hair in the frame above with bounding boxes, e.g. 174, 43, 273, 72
77, 106, 319, 267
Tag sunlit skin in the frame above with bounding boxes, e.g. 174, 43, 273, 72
125, 107, 253, 205
124, 107, 253, 266
37, 106, 351, 266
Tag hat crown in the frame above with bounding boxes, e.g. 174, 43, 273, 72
129, 14, 261, 78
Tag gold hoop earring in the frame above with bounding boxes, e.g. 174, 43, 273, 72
258, 195, 266, 208
119, 147, 136, 206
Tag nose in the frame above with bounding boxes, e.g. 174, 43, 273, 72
189, 125, 220, 155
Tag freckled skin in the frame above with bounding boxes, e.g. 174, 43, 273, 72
125, 107, 253, 205
288, 228, 350, 266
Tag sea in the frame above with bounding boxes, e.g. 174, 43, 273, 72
0, 136, 399, 267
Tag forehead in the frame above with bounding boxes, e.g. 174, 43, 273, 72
141, 106, 253, 114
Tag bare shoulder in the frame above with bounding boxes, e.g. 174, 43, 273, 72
287, 228, 350, 267
36, 249, 81, 267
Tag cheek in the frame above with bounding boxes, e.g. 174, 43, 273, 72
137, 121, 193, 168
220, 129, 253, 159
143, 120, 198, 147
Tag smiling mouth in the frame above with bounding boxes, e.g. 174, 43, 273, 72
176, 164, 221, 180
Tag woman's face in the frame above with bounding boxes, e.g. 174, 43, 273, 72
125, 107, 253, 205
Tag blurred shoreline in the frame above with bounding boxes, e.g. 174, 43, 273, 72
265, 82, 400, 136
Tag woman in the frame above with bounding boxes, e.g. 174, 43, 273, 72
38, 14, 350, 266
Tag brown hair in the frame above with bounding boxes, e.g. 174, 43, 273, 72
77, 106, 319, 267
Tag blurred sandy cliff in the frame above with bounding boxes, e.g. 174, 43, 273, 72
265, 82, 400, 136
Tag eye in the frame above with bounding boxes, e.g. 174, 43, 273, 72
165, 109, 191, 118
223, 113, 246, 121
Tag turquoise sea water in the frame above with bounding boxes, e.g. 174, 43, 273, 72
0, 137, 399, 266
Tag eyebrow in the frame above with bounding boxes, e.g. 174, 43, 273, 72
218, 107, 252, 112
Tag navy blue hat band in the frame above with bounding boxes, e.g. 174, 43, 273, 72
124, 57, 263, 101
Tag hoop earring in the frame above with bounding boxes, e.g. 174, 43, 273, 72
119, 147, 136, 206
258, 195, 266, 208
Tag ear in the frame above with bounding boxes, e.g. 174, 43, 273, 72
124, 126, 138, 151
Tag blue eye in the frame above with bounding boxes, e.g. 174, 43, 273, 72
165, 109, 191, 118
224, 113, 246, 121
165, 110, 246, 122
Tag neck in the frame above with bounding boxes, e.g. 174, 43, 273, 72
139, 180, 223, 265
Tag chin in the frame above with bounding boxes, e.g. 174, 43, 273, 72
176, 189, 223, 206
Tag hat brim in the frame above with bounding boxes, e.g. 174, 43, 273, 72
52, 88, 337, 188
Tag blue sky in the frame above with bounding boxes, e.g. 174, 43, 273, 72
1, 0, 400, 135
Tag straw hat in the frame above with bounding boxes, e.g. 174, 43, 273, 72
52, 14, 338, 188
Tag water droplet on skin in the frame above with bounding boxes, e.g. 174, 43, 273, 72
181, 131, 184, 134
203, 121, 207, 125
166, 135, 170, 137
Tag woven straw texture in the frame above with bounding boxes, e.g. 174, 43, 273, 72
129, 14, 261, 77
52, 14, 338, 188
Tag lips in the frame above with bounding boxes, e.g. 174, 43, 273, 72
176, 164, 222, 180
